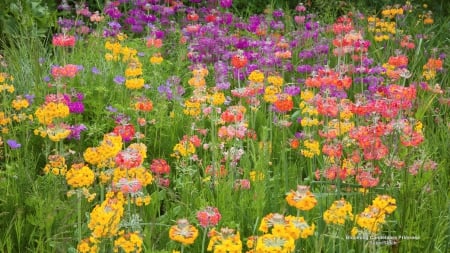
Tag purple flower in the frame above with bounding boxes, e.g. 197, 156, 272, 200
91, 67, 101, 74
219, 0, 233, 8
68, 101, 85, 114
24, 94, 35, 104
67, 124, 87, 140
7, 139, 21, 149
113, 75, 125, 85
43, 76, 51, 82
106, 105, 118, 113
284, 85, 301, 96
272, 9, 284, 18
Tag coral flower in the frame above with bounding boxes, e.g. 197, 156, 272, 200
150, 159, 170, 175
196, 206, 222, 228
52, 34, 76, 47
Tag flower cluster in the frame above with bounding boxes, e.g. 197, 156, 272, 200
323, 198, 354, 225
207, 227, 242, 253
354, 195, 397, 234
285, 185, 318, 211
169, 218, 199, 246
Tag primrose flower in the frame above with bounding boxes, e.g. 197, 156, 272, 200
207, 227, 242, 253
113, 231, 143, 253
43, 154, 67, 175
88, 191, 125, 238
65, 163, 95, 188
323, 199, 354, 225
197, 206, 222, 228
52, 34, 76, 47
77, 237, 99, 253
285, 185, 317, 211
169, 219, 199, 246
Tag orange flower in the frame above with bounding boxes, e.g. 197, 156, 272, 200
231, 52, 248, 69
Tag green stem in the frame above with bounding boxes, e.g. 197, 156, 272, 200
201, 227, 208, 253
77, 190, 82, 242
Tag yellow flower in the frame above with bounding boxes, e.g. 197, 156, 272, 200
285, 185, 317, 211
248, 70, 264, 83
125, 78, 145, 89
65, 163, 95, 188
113, 231, 143, 253
207, 227, 242, 253
323, 198, 354, 225
169, 219, 199, 245
210, 92, 226, 106
255, 233, 295, 253
88, 191, 125, 238
267, 75, 283, 86
150, 54, 163, 64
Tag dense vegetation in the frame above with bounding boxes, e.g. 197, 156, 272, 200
0, 0, 448, 252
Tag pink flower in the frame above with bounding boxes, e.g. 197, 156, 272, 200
52, 34, 76, 47
196, 207, 221, 228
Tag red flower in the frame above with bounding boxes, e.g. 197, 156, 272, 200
113, 124, 135, 142
231, 54, 248, 69
150, 159, 171, 175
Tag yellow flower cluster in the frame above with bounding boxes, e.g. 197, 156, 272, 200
125, 64, 143, 78
12, 97, 29, 111
43, 154, 67, 175
285, 215, 315, 239
207, 227, 242, 253
267, 75, 283, 86
172, 140, 196, 158
381, 7, 404, 19
125, 78, 145, 90
0, 112, 12, 127
183, 99, 201, 117
255, 233, 295, 253
65, 163, 95, 188
285, 185, 318, 211
83, 133, 123, 168
113, 231, 143, 253
249, 170, 265, 182
112, 166, 153, 186
77, 237, 99, 253
150, 53, 164, 64
300, 89, 315, 101
35, 102, 70, 125
248, 70, 264, 83
133, 195, 151, 206
355, 195, 397, 233
46, 123, 72, 142
0, 84, 14, 93
168, 219, 199, 245
327, 119, 354, 136
104, 40, 138, 62
367, 16, 396, 42
323, 198, 354, 225
300, 139, 321, 158
263, 85, 281, 103
88, 191, 125, 238
209, 92, 226, 106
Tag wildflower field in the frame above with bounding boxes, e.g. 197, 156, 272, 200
0, 0, 449, 252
